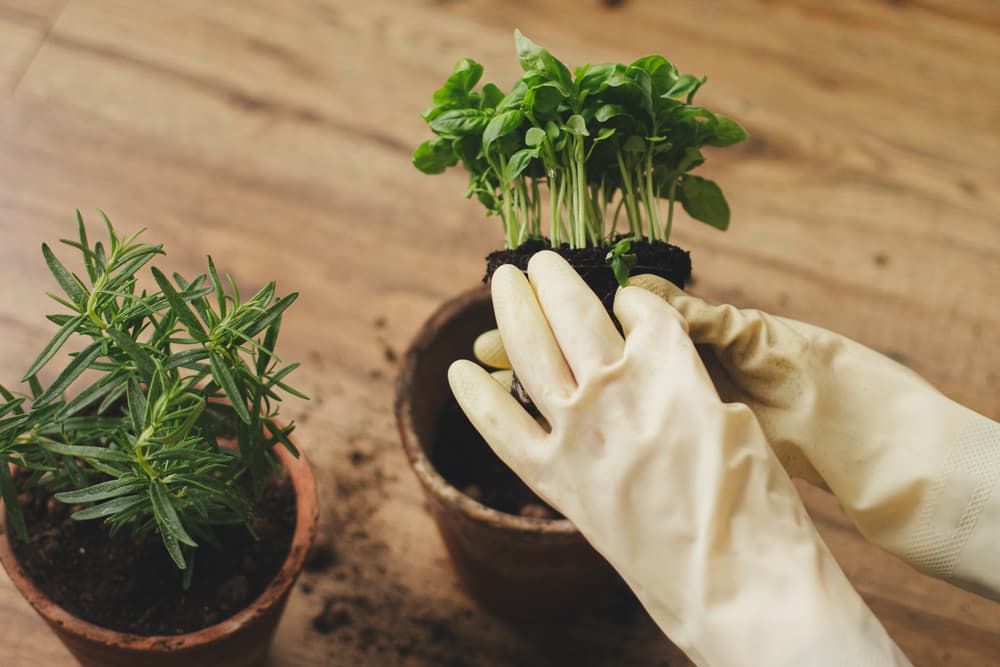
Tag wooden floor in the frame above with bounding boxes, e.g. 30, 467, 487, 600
0, 1, 998, 665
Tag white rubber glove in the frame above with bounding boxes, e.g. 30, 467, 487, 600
449, 251, 910, 667
628, 275, 1000, 602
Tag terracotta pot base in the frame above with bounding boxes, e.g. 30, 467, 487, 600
395, 287, 625, 622
0, 444, 318, 667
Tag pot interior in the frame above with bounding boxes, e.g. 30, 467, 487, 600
407, 290, 497, 465
401, 286, 576, 525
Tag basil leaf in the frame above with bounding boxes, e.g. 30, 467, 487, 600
432, 58, 484, 106
707, 115, 749, 147
679, 175, 730, 230
525, 127, 547, 147
565, 114, 589, 137
429, 109, 490, 136
514, 29, 573, 95
412, 138, 457, 175
503, 148, 538, 182
483, 110, 524, 152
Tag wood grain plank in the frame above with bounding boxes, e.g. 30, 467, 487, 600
1, 1, 998, 664
14, 0, 999, 344
0, 17, 42, 88
0, 95, 689, 666
0, 0, 68, 90
0, 0, 65, 24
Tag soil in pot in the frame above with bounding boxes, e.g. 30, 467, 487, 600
437, 239, 692, 519
431, 394, 563, 519
485, 238, 692, 310
9, 471, 295, 636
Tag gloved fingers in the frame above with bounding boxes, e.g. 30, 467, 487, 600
699, 346, 747, 402
612, 286, 725, 393
489, 369, 513, 392
628, 274, 726, 348
626, 273, 678, 301
527, 251, 624, 382
698, 347, 828, 488
473, 329, 511, 370
631, 279, 733, 344
614, 285, 689, 341
448, 360, 547, 472
491, 264, 576, 416
635, 279, 810, 370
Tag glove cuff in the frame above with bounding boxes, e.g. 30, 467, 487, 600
903, 415, 1000, 599
775, 614, 913, 667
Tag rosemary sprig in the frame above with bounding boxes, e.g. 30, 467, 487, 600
0, 213, 304, 573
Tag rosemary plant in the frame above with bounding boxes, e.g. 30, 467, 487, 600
0, 213, 303, 576
413, 30, 748, 280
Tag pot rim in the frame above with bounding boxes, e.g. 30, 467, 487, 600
395, 285, 576, 536
0, 439, 318, 652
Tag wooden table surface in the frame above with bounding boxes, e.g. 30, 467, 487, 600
1, 1, 998, 665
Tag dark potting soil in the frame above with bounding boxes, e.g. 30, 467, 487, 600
431, 394, 563, 519
432, 239, 692, 519
484, 238, 692, 308
9, 471, 296, 635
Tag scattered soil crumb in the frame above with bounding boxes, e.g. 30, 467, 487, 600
288, 359, 672, 664
383, 344, 398, 364
368, 368, 383, 380
304, 542, 339, 573
374, 316, 387, 329
957, 179, 978, 196
349, 450, 373, 466
312, 599, 353, 634
874, 253, 889, 267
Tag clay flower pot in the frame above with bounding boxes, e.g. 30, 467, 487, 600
0, 443, 318, 667
395, 286, 623, 621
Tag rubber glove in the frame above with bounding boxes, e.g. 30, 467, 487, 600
626, 275, 1000, 602
449, 251, 910, 667
475, 327, 826, 488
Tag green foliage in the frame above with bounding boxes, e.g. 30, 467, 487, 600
0, 213, 304, 574
414, 30, 748, 261
606, 238, 638, 288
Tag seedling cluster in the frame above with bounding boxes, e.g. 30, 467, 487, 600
414, 30, 747, 278
0, 214, 302, 576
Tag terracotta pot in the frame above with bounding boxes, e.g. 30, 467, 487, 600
395, 286, 624, 622
0, 443, 318, 667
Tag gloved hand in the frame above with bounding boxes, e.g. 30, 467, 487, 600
449, 251, 910, 667
626, 274, 1000, 602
